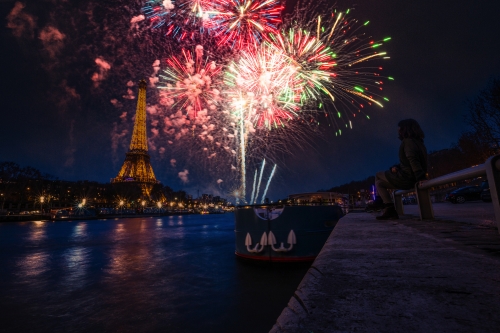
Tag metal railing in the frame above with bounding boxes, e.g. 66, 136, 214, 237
393, 155, 500, 234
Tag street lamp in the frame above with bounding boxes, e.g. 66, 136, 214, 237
157, 201, 162, 216
40, 196, 45, 214
119, 200, 124, 216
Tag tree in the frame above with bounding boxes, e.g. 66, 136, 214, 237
0, 162, 54, 211
465, 79, 500, 154
427, 148, 466, 179
0, 162, 21, 210
150, 183, 166, 202
455, 131, 492, 165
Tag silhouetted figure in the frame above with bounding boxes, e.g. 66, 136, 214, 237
375, 119, 428, 220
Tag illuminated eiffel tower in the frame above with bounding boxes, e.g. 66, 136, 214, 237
111, 79, 158, 197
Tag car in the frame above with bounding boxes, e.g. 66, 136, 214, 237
481, 181, 491, 202
402, 196, 417, 205
446, 186, 482, 203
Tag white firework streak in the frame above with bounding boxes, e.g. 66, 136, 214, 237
250, 169, 258, 205
260, 163, 277, 204
254, 159, 266, 204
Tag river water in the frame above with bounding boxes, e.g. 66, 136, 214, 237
0, 214, 310, 332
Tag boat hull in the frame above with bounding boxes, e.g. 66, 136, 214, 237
235, 205, 343, 262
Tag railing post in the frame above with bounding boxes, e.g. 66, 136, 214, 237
415, 182, 434, 220
393, 192, 404, 216
485, 155, 500, 234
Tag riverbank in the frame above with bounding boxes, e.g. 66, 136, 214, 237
0, 211, 219, 222
270, 202, 500, 332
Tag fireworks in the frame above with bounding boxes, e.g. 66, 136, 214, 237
158, 45, 222, 118
266, 12, 391, 133
203, 0, 284, 47
268, 28, 336, 103
142, 0, 284, 44
142, 0, 211, 40
132, 2, 392, 200
219, 11, 391, 133
142, 0, 175, 29
223, 43, 302, 201
187, 0, 211, 22
318, 11, 389, 112
224, 43, 301, 130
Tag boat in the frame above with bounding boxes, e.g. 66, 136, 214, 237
234, 192, 347, 262
50, 208, 97, 221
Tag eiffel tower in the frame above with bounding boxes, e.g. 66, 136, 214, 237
111, 79, 158, 197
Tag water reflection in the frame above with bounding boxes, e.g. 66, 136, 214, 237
28, 221, 46, 242
116, 223, 124, 233
62, 247, 89, 291
103, 219, 172, 326
106, 221, 155, 277
72, 222, 87, 239
17, 251, 49, 278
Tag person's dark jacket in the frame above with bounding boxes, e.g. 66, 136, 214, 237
385, 138, 427, 190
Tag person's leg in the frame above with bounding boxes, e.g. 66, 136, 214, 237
375, 171, 395, 204
374, 171, 399, 220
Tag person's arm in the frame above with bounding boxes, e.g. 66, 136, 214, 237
404, 139, 426, 180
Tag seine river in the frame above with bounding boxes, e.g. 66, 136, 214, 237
0, 214, 309, 332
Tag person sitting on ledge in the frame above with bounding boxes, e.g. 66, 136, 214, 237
373, 118, 428, 220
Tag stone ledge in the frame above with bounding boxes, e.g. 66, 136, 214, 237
270, 212, 500, 333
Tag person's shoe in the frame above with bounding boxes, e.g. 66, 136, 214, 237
376, 204, 399, 220
365, 197, 384, 212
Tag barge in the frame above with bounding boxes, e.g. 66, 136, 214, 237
235, 192, 346, 262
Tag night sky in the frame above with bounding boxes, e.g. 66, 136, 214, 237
1, 0, 500, 201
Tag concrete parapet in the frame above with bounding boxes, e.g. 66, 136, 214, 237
270, 208, 500, 332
